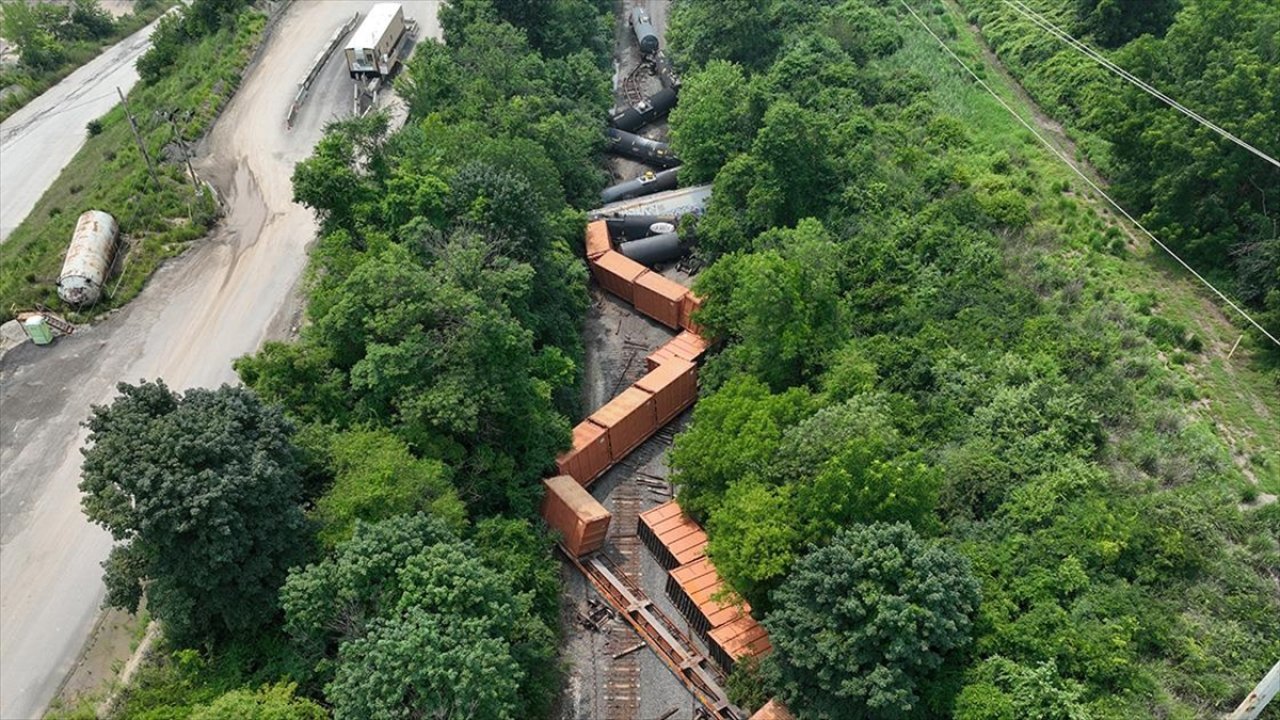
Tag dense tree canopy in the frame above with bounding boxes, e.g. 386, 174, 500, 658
312, 428, 465, 548
79, 382, 309, 645
766, 523, 981, 719
281, 514, 559, 720
667, 0, 781, 72
667, 0, 1280, 716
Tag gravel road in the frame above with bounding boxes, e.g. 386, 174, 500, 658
0, 16, 164, 243
0, 3, 441, 717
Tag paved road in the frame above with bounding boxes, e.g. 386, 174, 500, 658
0, 17, 163, 243
0, 3, 441, 717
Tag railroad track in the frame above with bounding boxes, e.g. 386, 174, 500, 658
604, 460, 643, 718
621, 60, 649, 107
568, 550, 743, 720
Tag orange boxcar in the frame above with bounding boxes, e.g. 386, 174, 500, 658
585, 219, 611, 260
638, 500, 708, 570
588, 386, 659, 464
708, 613, 773, 674
541, 475, 611, 556
556, 420, 612, 486
591, 250, 647, 303
680, 291, 704, 333
633, 271, 689, 329
750, 700, 795, 720
634, 358, 697, 425
645, 330, 711, 371
666, 557, 746, 639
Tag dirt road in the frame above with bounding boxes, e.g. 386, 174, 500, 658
0, 15, 164, 243
0, 3, 441, 717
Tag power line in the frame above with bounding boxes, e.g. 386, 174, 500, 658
893, 0, 1280, 348
1001, 0, 1280, 170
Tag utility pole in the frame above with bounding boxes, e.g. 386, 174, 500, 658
1227, 660, 1280, 720
118, 86, 160, 191
164, 111, 201, 199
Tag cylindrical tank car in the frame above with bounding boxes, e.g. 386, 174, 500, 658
619, 232, 687, 266
630, 8, 660, 54
604, 214, 679, 241
609, 88, 679, 133
57, 210, 118, 306
605, 128, 681, 168
601, 168, 680, 205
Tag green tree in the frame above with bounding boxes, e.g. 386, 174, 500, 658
189, 683, 327, 720
667, 0, 781, 71
79, 381, 309, 645
668, 60, 754, 183
705, 478, 799, 610
1073, 0, 1179, 48
313, 428, 466, 548
291, 114, 389, 232
282, 515, 557, 719
67, 0, 116, 41
955, 658, 1093, 720
669, 374, 813, 518
695, 219, 845, 389
0, 0, 65, 69
766, 523, 981, 719
303, 239, 571, 513
793, 445, 941, 541
327, 604, 522, 720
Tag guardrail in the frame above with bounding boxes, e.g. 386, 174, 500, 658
286, 11, 360, 129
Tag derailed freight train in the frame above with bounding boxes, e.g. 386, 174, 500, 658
601, 168, 679, 205
609, 87, 678, 133
606, 128, 680, 168
630, 7, 659, 55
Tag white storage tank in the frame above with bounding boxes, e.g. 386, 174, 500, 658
57, 210, 118, 306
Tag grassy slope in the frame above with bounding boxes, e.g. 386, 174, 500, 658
899, 0, 1279, 498
0, 9, 267, 323
0, 1, 177, 123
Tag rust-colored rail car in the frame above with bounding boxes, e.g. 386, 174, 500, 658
708, 614, 773, 675
749, 699, 795, 720
634, 359, 697, 425
680, 291, 704, 333
667, 557, 745, 641
556, 420, 612, 486
634, 271, 690, 329
638, 501, 708, 570
591, 250, 648, 303
585, 219, 612, 260
588, 386, 659, 465
568, 550, 743, 719
646, 330, 710, 371
541, 475, 611, 556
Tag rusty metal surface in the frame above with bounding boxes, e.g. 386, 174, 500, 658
573, 550, 741, 719
56, 211, 117, 306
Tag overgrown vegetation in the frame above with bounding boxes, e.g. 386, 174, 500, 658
0, 0, 173, 122
87, 0, 613, 716
0, 0, 263, 321
955, 0, 1280, 348
666, 0, 1280, 717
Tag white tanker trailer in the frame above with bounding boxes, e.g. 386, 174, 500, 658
344, 3, 406, 79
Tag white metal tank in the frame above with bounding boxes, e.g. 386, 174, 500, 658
57, 210, 118, 306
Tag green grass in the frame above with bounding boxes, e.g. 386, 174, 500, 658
0, 1, 177, 124
0, 9, 267, 323
897, 0, 1280, 499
